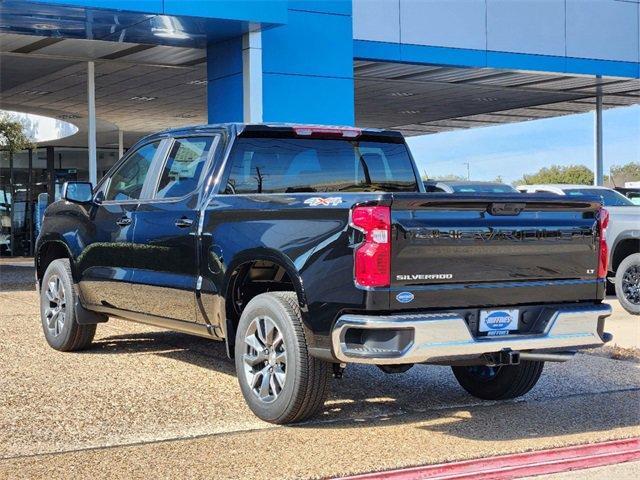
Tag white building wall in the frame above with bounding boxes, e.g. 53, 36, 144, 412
353, 0, 640, 64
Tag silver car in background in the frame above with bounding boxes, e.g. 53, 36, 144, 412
424, 180, 519, 194
518, 184, 640, 315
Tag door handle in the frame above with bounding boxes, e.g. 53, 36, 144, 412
115, 217, 132, 227
175, 217, 194, 228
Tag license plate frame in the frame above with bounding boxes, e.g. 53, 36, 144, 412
479, 308, 520, 336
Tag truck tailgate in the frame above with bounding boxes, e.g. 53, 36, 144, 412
390, 194, 603, 309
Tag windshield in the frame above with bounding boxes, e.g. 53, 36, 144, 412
563, 188, 635, 206
224, 137, 419, 194
451, 184, 518, 194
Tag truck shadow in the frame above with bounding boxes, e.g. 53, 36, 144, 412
89, 330, 237, 376
90, 328, 640, 442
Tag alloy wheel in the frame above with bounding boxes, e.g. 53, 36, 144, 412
621, 264, 640, 305
242, 315, 287, 403
44, 274, 67, 337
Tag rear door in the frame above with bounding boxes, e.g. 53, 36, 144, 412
390, 194, 602, 309
128, 135, 220, 322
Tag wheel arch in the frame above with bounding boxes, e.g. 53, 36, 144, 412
221, 248, 308, 358
610, 233, 640, 274
35, 240, 75, 287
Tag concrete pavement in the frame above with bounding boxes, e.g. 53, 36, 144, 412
1, 262, 639, 479
603, 296, 640, 351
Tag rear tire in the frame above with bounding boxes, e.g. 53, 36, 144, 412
40, 259, 96, 351
452, 361, 544, 400
234, 292, 331, 424
615, 253, 640, 315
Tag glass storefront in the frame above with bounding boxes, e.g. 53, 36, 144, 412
0, 146, 120, 256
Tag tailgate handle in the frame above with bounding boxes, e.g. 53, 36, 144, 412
488, 202, 525, 216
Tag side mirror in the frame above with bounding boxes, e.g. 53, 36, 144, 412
63, 181, 94, 204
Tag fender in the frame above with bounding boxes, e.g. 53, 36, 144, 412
610, 230, 640, 270
35, 238, 108, 324
35, 236, 79, 280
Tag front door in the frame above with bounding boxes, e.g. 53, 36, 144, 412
77, 140, 162, 312
128, 135, 219, 322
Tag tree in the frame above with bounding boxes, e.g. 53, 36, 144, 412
514, 164, 593, 186
424, 173, 467, 181
0, 115, 34, 153
607, 162, 640, 187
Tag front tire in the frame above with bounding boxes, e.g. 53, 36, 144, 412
234, 292, 331, 424
452, 361, 544, 400
40, 259, 96, 351
615, 253, 640, 315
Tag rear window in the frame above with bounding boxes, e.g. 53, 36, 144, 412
563, 188, 635, 206
223, 138, 418, 194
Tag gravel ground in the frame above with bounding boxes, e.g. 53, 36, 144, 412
1, 268, 639, 479
0, 258, 35, 292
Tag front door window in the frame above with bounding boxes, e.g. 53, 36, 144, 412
105, 141, 160, 201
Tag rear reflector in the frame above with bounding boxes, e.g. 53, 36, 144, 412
351, 206, 391, 288
597, 208, 609, 279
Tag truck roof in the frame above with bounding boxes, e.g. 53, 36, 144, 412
154, 123, 404, 139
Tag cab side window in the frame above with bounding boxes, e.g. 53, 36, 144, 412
155, 137, 215, 199
105, 141, 160, 201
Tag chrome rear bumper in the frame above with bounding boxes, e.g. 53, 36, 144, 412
331, 304, 612, 365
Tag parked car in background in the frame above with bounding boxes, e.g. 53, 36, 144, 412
424, 180, 519, 194
614, 187, 640, 205
518, 184, 640, 315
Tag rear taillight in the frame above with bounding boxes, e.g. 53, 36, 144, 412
351, 205, 391, 288
597, 208, 609, 279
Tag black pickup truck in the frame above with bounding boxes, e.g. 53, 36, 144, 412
36, 123, 612, 424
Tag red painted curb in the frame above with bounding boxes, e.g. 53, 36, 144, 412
338, 438, 640, 480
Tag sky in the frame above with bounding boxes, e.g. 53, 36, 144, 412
406, 105, 640, 185
0, 110, 78, 143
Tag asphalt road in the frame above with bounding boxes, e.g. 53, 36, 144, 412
1, 261, 639, 479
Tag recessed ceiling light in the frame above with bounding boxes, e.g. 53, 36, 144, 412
186, 80, 207, 85
473, 97, 498, 103
130, 96, 157, 102
389, 92, 415, 97
400, 110, 421, 115
58, 113, 82, 119
21, 90, 51, 96
175, 113, 197, 118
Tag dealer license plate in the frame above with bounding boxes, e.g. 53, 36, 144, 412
479, 309, 519, 336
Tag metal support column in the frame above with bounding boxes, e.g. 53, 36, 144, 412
27, 148, 33, 255
594, 80, 604, 186
118, 129, 124, 159
46, 146, 55, 205
242, 29, 263, 123
8, 151, 14, 256
87, 61, 97, 185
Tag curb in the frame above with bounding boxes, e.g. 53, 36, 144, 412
338, 438, 640, 480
